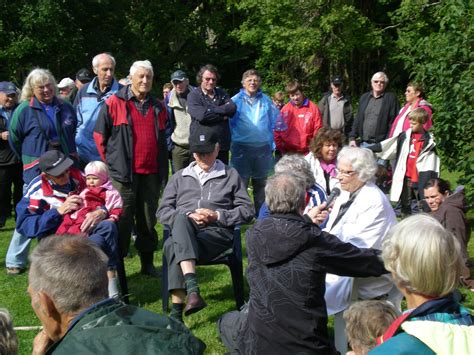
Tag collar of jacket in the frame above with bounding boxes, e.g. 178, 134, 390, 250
181, 159, 226, 183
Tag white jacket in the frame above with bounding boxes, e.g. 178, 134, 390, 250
324, 182, 397, 315
374, 129, 440, 202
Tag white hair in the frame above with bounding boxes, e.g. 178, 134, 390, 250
20, 68, 57, 102
337, 147, 377, 183
92, 53, 116, 71
265, 173, 306, 214
274, 154, 315, 190
371, 71, 389, 84
129, 60, 154, 77
382, 214, 462, 297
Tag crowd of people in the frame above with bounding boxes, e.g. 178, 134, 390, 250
0, 52, 472, 354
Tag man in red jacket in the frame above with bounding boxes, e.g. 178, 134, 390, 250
274, 80, 322, 155
94, 60, 168, 277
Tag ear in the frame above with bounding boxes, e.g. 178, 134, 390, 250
93, 67, 98, 75
38, 291, 60, 318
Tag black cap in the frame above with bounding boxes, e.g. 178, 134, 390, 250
76, 68, 92, 83
0, 81, 17, 95
331, 76, 343, 85
189, 128, 219, 153
171, 70, 188, 82
38, 150, 73, 176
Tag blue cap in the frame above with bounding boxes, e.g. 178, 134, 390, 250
0, 82, 17, 95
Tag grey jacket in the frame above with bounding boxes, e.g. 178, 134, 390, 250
168, 88, 193, 148
318, 92, 353, 135
157, 160, 254, 227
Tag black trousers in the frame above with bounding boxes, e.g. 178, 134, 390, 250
0, 163, 23, 219
164, 214, 233, 290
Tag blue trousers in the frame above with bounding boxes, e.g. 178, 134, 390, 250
6, 220, 119, 269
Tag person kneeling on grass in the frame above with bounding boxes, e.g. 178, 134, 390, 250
15, 150, 120, 297
28, 235, 205, 355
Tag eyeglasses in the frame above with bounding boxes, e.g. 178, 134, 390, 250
203, 77, 216, 82
372, 80, 386, 84
336, 169, 356, 177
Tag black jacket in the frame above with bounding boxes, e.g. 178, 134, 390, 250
187, 87, 236, 151
350, 91, 399, 143
238, 214, 387, 354
0, 106, 19, 166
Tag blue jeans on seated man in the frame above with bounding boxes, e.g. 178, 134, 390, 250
6, 220, 119, 270
6, 183, 29, 268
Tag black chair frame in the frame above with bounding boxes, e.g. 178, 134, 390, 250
161, 225, 244, 312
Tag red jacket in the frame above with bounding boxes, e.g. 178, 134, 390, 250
274, 98, 322, 154
94, 86, 168, 184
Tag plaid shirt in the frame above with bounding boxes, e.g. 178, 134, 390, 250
126, 86, 151, 116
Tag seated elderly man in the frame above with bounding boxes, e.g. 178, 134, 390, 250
16, 150, 120, 297
28, 236, 205, 354
218, 173, 388, 354
157, 130, 254, 322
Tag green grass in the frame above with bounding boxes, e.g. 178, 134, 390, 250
1, 170, 473, 354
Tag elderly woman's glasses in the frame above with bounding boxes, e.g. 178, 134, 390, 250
336, 169, 356, 177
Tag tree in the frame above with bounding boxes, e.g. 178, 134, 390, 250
390, 0, 474, 198
227, 0, 398, 98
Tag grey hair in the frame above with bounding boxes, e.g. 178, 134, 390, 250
265, 173, 306, 214
371, 71, 389, 84
382, 214, 463, 298
274, 154, 315, 190
0, 309, 18, 355
337, 147, 377, 183
241, 69, 261, 85
29, 235, 108, 314
129, 60, 154, 77
20, 68, 57, 102
92, 53, 116, 71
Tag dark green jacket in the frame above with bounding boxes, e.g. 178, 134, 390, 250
46, 299, 205, 354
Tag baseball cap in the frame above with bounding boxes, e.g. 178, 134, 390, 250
171, 70, 188, 82
57, 78, 75, 89
39, 150, 73, 176
76, 68, 92, 83
331, 76, 343, 85
189, 128, 219, 154
0, 81, 17, 95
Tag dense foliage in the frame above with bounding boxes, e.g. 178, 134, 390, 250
0, 0, 472, 197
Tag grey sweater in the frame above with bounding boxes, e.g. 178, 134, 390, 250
157, 160, 254, 227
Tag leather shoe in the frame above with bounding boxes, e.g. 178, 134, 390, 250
184, 292, 207, 316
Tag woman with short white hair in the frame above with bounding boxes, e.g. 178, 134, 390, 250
370, 214, 474, 354
323, 146, 398, 353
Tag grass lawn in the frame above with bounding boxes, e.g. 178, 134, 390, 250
1, 170, 473, 354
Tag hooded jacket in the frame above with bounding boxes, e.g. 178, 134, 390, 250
370, 294, 474, 355
369, 129, 440, 201
432, 187, 470, 262
230, 88, 278, 147
237, 214, 387, 354
46, 298, 205, 354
